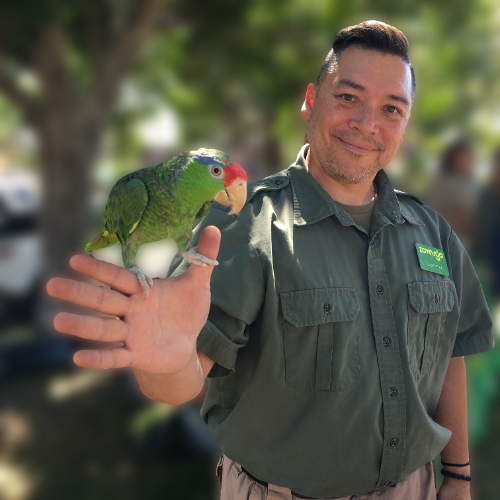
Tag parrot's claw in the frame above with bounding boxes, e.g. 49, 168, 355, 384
128, 265, 154, 298
182, 247, 219, 267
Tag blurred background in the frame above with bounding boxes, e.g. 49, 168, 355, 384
0, 0, 499, 498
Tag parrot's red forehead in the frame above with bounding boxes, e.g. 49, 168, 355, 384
224, 162, 247, 185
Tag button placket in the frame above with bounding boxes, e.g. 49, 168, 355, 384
367, 227, 407, 488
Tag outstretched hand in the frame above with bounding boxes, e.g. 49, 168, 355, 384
47, 226, 221, 374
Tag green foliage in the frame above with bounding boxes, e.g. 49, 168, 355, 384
127, 0, 500, 167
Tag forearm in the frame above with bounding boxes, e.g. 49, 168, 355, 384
433, 356, 470, 496
135, 349, 214, 405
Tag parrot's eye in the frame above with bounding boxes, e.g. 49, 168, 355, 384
211, 166, 222, 176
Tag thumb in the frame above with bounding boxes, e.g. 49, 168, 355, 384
185, 225, 221, 286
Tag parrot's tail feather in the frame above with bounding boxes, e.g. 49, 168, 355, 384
85, 232, 118, 251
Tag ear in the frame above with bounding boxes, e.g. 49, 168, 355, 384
301, 83, 317, 121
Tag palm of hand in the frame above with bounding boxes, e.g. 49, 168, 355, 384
47, 226, 221, 374
122, 273, 211, 373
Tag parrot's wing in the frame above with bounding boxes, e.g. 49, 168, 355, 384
104, 178, 149, 246
195, 200, 212, 220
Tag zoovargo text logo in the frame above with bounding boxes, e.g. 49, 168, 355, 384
418, 246, 444, 262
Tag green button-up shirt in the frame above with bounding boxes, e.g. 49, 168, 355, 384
169, 145, 494, 499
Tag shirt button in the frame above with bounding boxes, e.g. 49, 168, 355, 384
274, 178, 284, 185
435, 294, 440, 304
389, 438, 397, 447
383, 481, 391, 487
375, 285, 384, 295
323, 302, 332, 314
370, 241, 375, 248
389, 387, 397, 398
382, 337, 391, 347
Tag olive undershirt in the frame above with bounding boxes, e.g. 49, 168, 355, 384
336, 196, 377, 233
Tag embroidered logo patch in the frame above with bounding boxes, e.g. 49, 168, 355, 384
415, 243, 449, 276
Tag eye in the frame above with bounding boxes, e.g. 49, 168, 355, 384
211, 165, 222, 176
341, 94, 354, 102
386, 105, 400, 115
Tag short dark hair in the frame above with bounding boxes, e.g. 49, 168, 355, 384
316, 20, 416, 102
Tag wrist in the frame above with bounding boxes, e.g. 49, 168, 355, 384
440, 462, 471, 493
441, 474, 471, 492
440, 458, 470, 478
134, 348, 205, 405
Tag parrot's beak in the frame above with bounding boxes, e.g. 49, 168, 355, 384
214, 162, 247, 214
214, 178, 247, 214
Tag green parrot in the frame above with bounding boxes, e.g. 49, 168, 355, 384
85, 148, 247, 297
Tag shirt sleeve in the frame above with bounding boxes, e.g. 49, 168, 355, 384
167, 205, 265, 377
448, 230, 494, 357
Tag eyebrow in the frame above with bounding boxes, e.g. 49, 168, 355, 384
337, 78, 365, 92
337, 78, 410, 107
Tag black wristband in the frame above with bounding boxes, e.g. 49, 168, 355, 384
441, 460, 470, 468
441, 469, 471, 482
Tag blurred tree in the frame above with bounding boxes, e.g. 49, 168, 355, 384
126, 0, 499, 178
0, 0, 165, 285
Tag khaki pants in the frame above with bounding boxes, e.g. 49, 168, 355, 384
217, 455, 436, 500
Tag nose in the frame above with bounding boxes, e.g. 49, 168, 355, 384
348, 104, 379, 136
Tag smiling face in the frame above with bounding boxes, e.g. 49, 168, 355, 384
302, 45, 413, 185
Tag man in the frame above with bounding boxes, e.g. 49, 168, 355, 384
47, 21, 493, 500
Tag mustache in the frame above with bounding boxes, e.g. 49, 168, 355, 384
332, 130, 384, 151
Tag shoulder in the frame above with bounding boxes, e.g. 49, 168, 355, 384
394, 189, 451, 230
394, 189, 425, 206
246, 169, 291, 204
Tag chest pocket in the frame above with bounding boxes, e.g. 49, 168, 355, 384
407, 281, 455, 378
281, 288, 360, 391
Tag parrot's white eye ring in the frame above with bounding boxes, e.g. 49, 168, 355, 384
211, 166, 222, 176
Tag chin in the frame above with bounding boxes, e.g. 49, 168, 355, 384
323, 159, 381, 185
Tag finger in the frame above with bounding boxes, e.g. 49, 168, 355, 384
47, 277, 129, 317
54, 312, 126, 342
185, 225, 221, 287
69, 254, 142, 296
73, 346, 133, 369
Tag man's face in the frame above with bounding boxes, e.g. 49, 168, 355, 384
302, 46, 413, 185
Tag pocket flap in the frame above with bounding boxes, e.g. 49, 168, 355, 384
280, 288, 360, 327
407, 281, 455, 314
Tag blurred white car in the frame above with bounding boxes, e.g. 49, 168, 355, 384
0, 170, 41, 326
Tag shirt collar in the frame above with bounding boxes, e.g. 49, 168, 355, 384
289, 144, 423, 227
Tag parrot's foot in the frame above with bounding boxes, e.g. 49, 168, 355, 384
128, 265, 154, 298
182, 247, 219, 267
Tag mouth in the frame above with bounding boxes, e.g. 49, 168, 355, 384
337, 137, 378, 155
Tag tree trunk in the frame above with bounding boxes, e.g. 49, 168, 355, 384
38, 118, 102, 277
35, 110, 105, 334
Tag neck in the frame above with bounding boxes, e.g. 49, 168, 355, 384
306, 150, 377, 206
